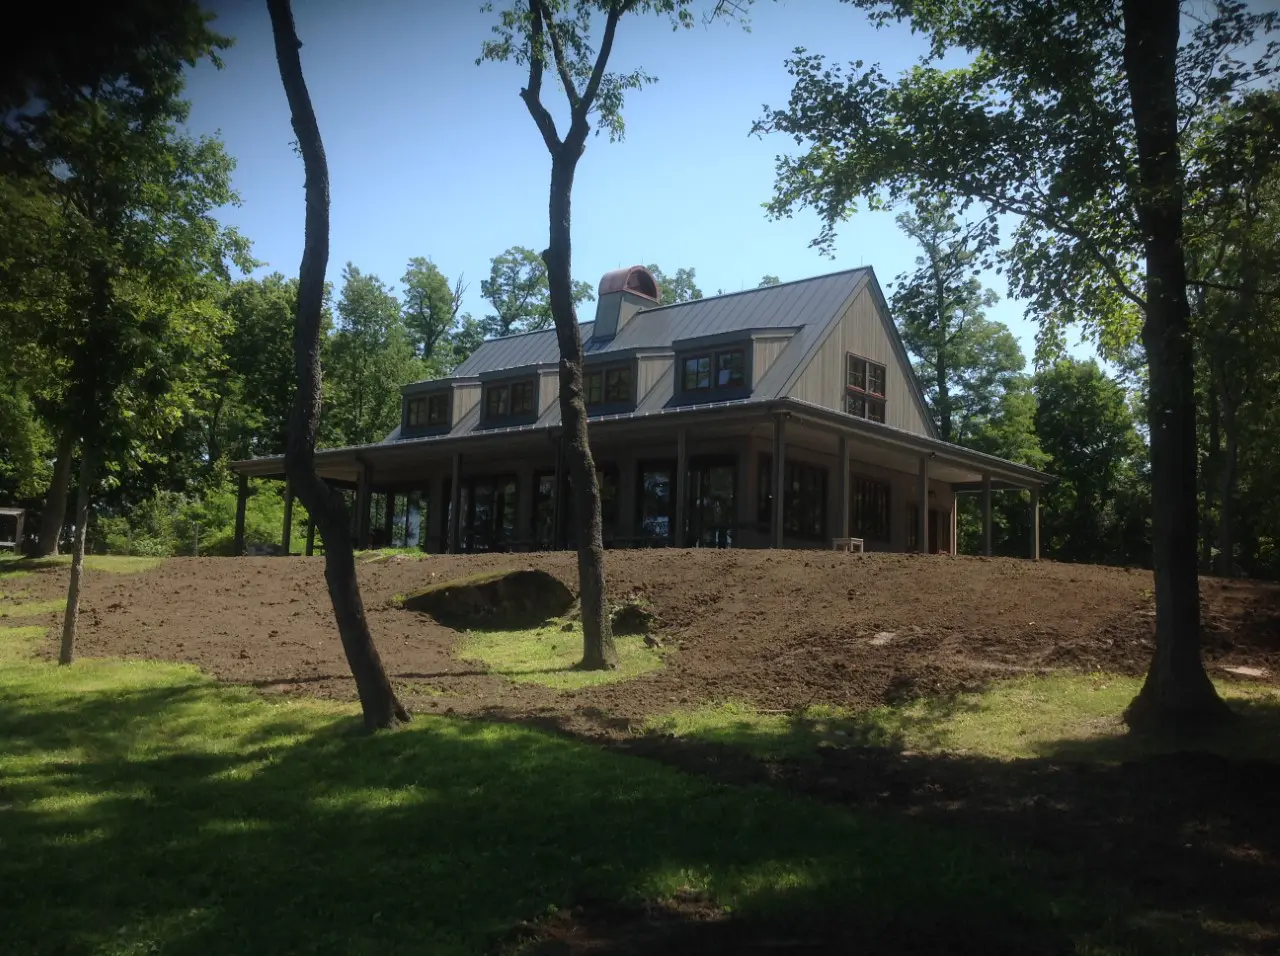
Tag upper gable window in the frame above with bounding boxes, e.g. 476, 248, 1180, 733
845, 353, 886, 423
585, 364, 632, 406
485, 380, 535, 419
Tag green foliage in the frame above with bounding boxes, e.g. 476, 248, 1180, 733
401, 257, 472, 367
90, 479, 307, 557
324, 264, 423, 447
645, 263, 703, 304
479, 245, 594, 337
758, 274, 781, 287
1034, 359, 1149, 565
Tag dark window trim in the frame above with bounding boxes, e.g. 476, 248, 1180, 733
756, 453, 829, 541
481, 377, 538, 425
584, 363, 633, 407
845, 352, 887, 423
850, 474, 891, 542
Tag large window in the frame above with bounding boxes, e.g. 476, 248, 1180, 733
566, 466, 619, 546
845, 354, 887, 423
485, 380, 535, 419
533, 472, 557, 550
757, 456, 828, 540
850, 477, 890, 541
637, 461, 676, 542
464, 475, 517, 551
585, 365, 632, 406
684, 347, 747, 394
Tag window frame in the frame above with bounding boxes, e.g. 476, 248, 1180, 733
850, 475, 891, 542
584, 363, 633, 407
426, 393, 448, 426
510, 380, 535, 415
483, 379, 536, 421
845, 353, 887, 423
756, 454, 829, 541
683, 354, 712, 391
406, 397, 427, 428
715, 348, 746, 388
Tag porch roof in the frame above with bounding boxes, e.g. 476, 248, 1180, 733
230, 397, 1052, 490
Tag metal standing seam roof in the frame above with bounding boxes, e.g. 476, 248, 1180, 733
447, 267, 872, 381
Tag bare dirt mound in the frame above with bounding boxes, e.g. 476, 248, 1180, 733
402, 568, 574, 629
16, 551, 1280, 737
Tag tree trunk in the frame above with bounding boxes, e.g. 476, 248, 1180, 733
544, 149, 616, 670
1121, 0, 1229, 729
58, 444, 94, 666
267, 0, 408, 730
1202, 370, 1218, 571
1216, 400, 1237, 578
36, 427, 75, 557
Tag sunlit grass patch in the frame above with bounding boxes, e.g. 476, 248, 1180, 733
0, 625, 46, 662
646, 674, 1280, 763
0, 598, 64, 619
456, 619, 664, 690
0, 554, 162, 578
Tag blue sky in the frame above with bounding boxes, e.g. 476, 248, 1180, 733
187, 0, 1097, 367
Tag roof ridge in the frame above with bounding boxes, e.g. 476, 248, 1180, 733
636, 265, 872, 315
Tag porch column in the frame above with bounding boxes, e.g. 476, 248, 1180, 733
234, 473, 249, 556
918, 455, 930, 554
382, 492, 396, 547
981, 473, 993, 556
772, 413, 788, 548
448, 453, 462, 553
354, 462, 371, 549
1030, 486, 1041, 561
516, 463, 535, 543
674, 426, 688, 547
305, 518, 316, 556
837, 434, 851, 540
951, 505, 958, 556
552, 433, 567, 550
281, 481, 294, 555
426, 477, 444, 553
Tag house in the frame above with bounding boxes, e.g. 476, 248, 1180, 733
231, 265, 1048, 557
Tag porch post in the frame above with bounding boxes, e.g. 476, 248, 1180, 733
516, 463, 535, 543
234, 473, 248, 556
354, 462, 371, 550
382, 492, 396, 547
305, 518, 316, 556
281, 481, 294, 555
426, 477, 444, 553
449, 453, 462, 553
552, 433, 567, 549
951, 505, 958, 556
1030, 485, 1041, 561
772, 413, 788, 548
837, 434, 851, 540
675, 426, 688, 547
918, 455, 929, 554
981, 473, 993, 557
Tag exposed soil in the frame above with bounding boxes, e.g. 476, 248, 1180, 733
8, 552, 1280, 953
12, 551, 1278, 739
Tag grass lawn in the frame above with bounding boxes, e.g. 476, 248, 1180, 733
0, 554, 162, 580
0, 598, 64, 619
645, 673, 1280, 762
0, 624, 1176, 956
457, 619, 665, 690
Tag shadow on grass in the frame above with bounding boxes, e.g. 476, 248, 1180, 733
0, 664, 1193, 956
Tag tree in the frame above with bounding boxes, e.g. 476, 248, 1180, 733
889, 198, 1018, 444
324, 264, 421, 447
479, 245, 593, 337
480, 0, 731, 669
645, 264, 703, 303
3, 12, 251, 663
401, 257, 467, 365
758, 274, 781, 287
1035, 359, 1148, 565
266, 0, 408, 730
753, 0, 1275, 728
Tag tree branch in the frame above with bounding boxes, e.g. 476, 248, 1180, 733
566, 0, 626, 149
1188, 277, 1280, 299
536, 0, 581, 113
520, 0, 562, 153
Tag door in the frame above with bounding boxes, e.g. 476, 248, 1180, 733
686, 458, 736, 548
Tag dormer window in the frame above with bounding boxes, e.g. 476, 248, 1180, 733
683, 355, 712, 391
585, 364, 632, 406
845, 353, 886, 423
485, 380, 535, 419
716, 350, 745, 387
407, 393, 448, 428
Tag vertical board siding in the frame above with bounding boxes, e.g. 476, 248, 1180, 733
752, 337, 791, 388
786, 286, 932, 436
538, 369, 559, 415
452, 382, 481, 426
637, 355, 673, 402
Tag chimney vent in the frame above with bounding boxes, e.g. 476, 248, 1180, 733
593, 265, 659, 340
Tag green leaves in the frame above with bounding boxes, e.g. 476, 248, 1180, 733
480, 245, 594, 337
644, 264, 702, 304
